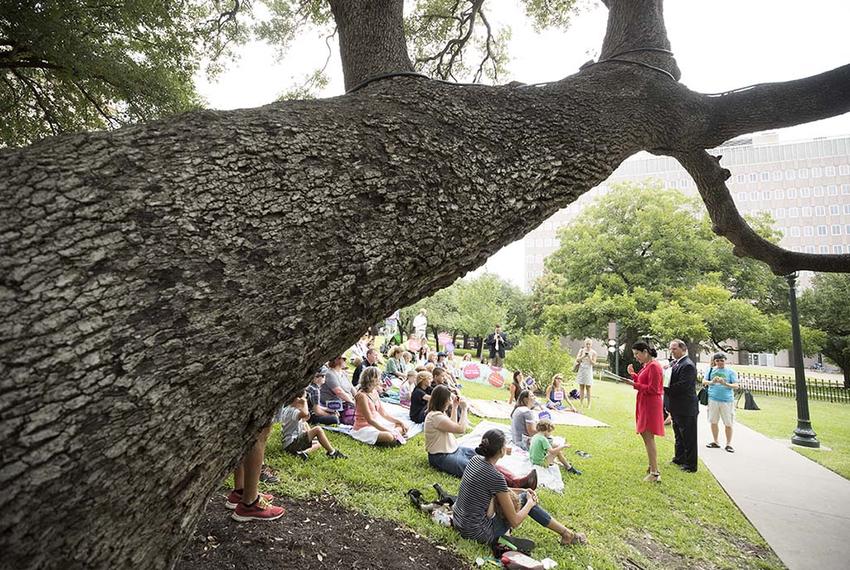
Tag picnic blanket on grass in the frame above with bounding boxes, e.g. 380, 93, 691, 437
457, 421, 565, 493
466, 398, 609, 428
324, 401, 424, 442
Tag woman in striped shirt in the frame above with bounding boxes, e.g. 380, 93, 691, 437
452, 429, 587, 547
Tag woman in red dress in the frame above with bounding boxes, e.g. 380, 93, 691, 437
625, 341, 664, 483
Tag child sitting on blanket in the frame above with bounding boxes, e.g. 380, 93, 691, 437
545, 375, 578, 413
399, 370, 416, 408
529, 420, 581, 475
280, 391, 348, 460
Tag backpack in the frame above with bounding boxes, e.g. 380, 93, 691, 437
743, 390, 760, 410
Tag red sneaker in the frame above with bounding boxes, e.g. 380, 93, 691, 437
225, 490, 274, 510
231, 497, 285, 522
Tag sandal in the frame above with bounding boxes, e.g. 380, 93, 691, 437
561, 530, 588, 546
706, 442, 721, 448
642, 471, 661, 483
725, 445, 735, 453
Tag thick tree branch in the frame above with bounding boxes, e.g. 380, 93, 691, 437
328, 0, 413, 90
672, 150, 850, 275
700, 64, 850, 147
600, 0, 680, 81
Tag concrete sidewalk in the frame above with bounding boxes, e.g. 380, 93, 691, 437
698, 412, 850, 570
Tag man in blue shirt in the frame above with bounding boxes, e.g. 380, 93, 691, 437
703, 353, 738, 453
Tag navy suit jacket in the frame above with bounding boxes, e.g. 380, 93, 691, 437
667, 356, 699, 416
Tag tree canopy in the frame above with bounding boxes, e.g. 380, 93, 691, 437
535, 182, 823, 361
801, 273, 850, 387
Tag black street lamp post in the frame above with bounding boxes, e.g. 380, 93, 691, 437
787, 272, 820, 448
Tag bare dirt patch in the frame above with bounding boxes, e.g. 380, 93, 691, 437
177, 492, 470, 570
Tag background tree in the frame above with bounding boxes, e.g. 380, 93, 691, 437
801, 273, 850, 388
2, 1, 850, 568
0, 0, 256, 146
538, 183, 810, 366
505, 334, 575, 394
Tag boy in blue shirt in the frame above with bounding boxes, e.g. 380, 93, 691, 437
703, 353, 738, 453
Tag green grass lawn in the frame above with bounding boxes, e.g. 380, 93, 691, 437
736, 395, 850, 480
260, 380, 781, 569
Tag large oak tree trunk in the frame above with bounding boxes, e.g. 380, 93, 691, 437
2, 1, 849, 568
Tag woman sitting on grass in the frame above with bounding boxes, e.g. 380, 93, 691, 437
545, 374, 578, 412
510, 389, 538, 451
452, 429, 587, 547
351, 366, 408, 445
424, 386, 536, 488
508, 370, 524, 405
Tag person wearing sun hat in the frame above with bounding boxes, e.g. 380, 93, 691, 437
702, 352, 738, 453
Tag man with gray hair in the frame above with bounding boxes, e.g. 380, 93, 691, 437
667, 339, 699, 472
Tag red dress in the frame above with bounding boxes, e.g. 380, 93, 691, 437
631, 359, 665, 436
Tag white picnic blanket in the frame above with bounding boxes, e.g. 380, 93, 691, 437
324, 401, 424, 443
457, 421, 565, 493
466, 398, 609, 428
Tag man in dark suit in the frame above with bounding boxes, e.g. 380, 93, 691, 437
667, 339, 699, 472
484, 325, 509, 367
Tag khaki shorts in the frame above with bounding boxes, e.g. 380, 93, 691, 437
707, 400, 735, 426
285, 431, 313, 453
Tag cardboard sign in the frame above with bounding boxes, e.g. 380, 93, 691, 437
463, 363, 481, 379
438, 332, 452, 347
408, 338, 422, 352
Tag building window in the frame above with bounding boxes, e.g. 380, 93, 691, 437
772, 170, 782, 181
828, 185, 838, 196
842, 184, 850, 195
817, 225, 828, 236
825, 166, 836, 177
736, 174, 746, 184
846, 224, 850, 235
812, 167, 823, 178
797, 168, 808, 179
762, 190, 772, 200
834, 245, 845, 254
789, 207, 800, 218
830, 205, 840, 215
774, 189, 785, 200
787, 170, 798, 180
815, 206, 826, 216
749, 173, 758, 183
844, 204, 850, 215
800, 187, 811, 198
790, 226, 801, 237
802, 206, 813, 217
760, 172, 769, 181
820, 245, 830, 254
804, 226, 814, 236
806, 245, 816, 253
738, 192, 748, 202
776, 208, 786, 219
839, 165, 850, 175
832, 224, 842, 235
814, 186, 824, 197
750, 191, 759, 201
788, 188, 797, 199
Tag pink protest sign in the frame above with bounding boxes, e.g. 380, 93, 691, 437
463, 364, 481, 379
438, 332, 452, 347
408, 338, 422, 352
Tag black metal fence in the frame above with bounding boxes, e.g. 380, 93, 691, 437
735, 373, 850, 404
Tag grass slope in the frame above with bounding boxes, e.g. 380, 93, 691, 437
261, 380, 781, 569
736, 395, 850, 480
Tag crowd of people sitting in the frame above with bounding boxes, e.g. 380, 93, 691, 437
226, 329, 590, 551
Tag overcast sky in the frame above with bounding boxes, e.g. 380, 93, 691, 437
196, 0, 850, 288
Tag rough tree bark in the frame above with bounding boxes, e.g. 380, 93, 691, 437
1, 0, 849, 568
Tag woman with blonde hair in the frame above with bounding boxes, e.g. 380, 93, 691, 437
575, 338, 597, 409
351, 367, 408, 445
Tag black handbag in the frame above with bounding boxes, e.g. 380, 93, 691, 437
697, 367, 712, 406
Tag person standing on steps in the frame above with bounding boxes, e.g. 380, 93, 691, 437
703, 352, 738, 453
667, 339, 699, 473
